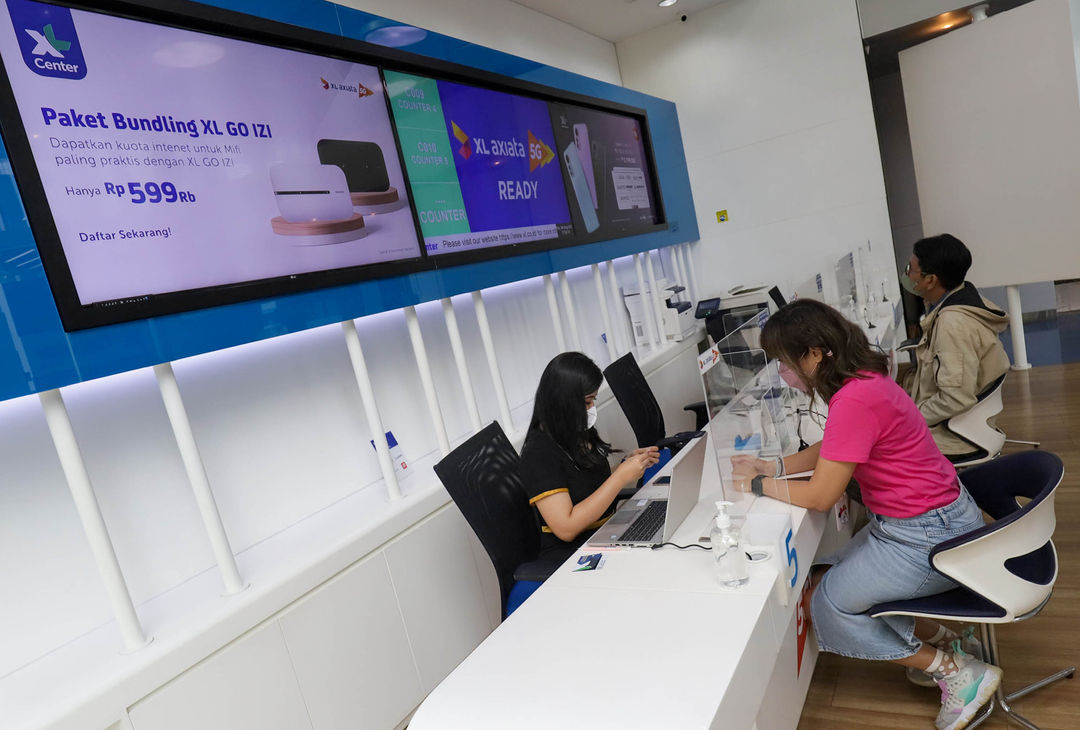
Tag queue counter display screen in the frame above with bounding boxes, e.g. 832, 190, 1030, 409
548, 102, 661, 238
384, 70, 574, 256
0, 0, 421, 329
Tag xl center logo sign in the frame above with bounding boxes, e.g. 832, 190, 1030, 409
7, 0, 87, 79
26, 22, 67, 56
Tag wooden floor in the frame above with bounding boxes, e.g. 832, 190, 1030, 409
798, 363, 1080, 729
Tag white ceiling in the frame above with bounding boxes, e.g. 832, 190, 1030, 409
511, 0, 731, 43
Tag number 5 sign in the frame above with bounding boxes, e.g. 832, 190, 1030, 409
796, 575, 813, 676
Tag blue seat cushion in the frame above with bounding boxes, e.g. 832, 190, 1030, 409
869, 587, 1007, 620
506, 580, 543, 617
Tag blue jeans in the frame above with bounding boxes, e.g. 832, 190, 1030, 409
811, 484, 985, 661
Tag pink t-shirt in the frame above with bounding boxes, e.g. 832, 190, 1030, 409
820, 371, 958, 518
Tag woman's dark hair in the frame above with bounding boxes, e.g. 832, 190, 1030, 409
529, 352, 611, 467
913, 233, 971, 290
761, 299, 888, 402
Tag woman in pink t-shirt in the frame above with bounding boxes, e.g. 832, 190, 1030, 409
732, 300, 999, 730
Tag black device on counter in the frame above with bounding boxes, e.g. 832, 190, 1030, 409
695, 297, 721, 319
768, 285, 787, 309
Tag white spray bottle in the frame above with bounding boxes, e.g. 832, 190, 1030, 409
711, 501, 750, 588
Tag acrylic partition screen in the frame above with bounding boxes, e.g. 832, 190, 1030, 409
697, 312, 796, 509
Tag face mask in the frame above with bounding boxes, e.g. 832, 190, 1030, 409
899, 272, 922, 296
585, 405, 598, 430
778, 362, 810, 393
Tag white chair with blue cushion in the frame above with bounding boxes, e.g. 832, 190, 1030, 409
869, 451, 1075, 729
945, 373, 1040, 468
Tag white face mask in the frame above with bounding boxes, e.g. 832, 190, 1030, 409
586, 405, 598, 430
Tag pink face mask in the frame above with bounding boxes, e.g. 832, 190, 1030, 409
778, 361, 810, 393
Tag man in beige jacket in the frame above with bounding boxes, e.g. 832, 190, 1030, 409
900, 234, 1010, 461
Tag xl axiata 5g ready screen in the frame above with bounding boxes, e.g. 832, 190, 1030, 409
384, 70, 574, 257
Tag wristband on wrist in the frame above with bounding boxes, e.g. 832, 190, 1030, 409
774, 457, 785, 478
751, 474, 765, 497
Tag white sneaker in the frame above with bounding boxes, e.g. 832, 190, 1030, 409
906, 664, 939, 687
907, 627, 985, 688
934, 644, 1002, 730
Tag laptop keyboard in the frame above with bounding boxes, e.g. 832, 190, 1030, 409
619, 500, 668, 542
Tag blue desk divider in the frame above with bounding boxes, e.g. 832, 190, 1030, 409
0, 0, 697, 402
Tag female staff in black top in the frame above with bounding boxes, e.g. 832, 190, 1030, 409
520, 352, 659, 558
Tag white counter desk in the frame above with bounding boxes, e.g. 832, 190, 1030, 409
409, 436, 845, 730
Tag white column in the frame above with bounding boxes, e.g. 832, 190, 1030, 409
684, 243, 701, 301
405, 306, 451, 457
634, 253, 658, 350
154, 363, 246, 596
341, 320, 402, 501
558, 271, 583, 351
592, 263, 618, 362
1005, 285, 1032, 370
681, 245, 694, 298
673, 245, 689, 295
39, 389, 150, 652
644, 250, 667, 347
442, 297, 482, 433
472, 290, 515, 432
543, 274, 566, 352
607, 259, 632, 354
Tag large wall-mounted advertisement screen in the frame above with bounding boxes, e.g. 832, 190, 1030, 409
0, 0, 421, 329
0, 0, 667, 331
384, 70, 574, 257
548, 102, 661, 239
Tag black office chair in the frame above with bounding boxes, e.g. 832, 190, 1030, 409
433, 422, 562, 620
869, 451, 1074, 729
603, 353, 705, 453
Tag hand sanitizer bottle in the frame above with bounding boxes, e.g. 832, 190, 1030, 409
711, 501, 750, 588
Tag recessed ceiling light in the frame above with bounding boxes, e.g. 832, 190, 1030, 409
658, 0, 678, 7
364, 25, 428, 48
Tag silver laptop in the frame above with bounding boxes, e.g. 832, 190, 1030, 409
587, 435, 707, 547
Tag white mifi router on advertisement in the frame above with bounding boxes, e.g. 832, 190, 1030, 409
268, 162, 366, 243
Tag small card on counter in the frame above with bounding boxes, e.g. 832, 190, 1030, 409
574, 553, 606, 571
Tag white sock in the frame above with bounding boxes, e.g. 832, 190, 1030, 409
927, 624, 958, 648
926, 648, 959, 678
925, 648, 947, 674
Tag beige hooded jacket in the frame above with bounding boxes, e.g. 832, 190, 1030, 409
901, 282, 1010, 455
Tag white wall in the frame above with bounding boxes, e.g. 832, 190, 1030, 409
871, 50, 1058, 318
616, 0, 901, 310
900, 0, 1080, 288
332, 0, 622, 85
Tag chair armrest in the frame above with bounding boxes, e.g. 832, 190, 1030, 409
684, 401, 708, 431
512, 558, 563, 583
656, 431, 706, 451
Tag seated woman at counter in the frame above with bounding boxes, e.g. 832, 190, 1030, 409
520, 352, 659, 560
732, 299, 999, 730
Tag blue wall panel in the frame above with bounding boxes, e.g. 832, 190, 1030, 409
0, 0, 698, 402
